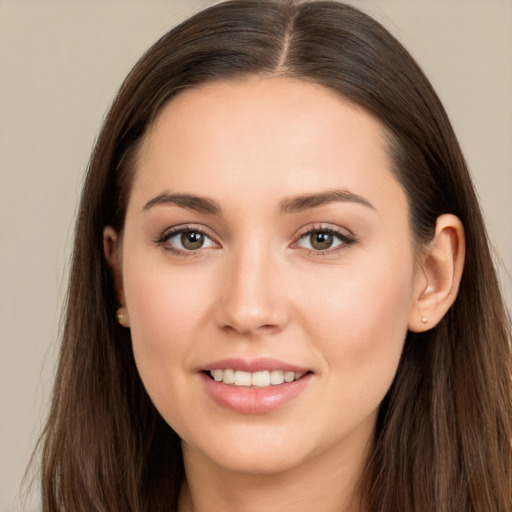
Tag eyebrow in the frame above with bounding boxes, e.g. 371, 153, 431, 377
142, 192, 222, 215
279, 189, 375, 214
142, 188, 374, 216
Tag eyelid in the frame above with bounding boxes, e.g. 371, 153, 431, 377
293, 223, 355, 241
291, 223, 357, 253
153, 222, 356, 257
155, 224, 221, 255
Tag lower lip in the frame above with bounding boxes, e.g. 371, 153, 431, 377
200, 372, 312, 414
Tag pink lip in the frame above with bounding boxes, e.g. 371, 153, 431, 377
202, 357, 310, 374
199, 358, 313, 414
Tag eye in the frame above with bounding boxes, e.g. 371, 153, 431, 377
294, 226, 356, 253
158, 227, 218, 253
304, 231, 338, 251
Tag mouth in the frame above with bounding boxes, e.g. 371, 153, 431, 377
205, 369, 309, 388
200, 358, 313, 413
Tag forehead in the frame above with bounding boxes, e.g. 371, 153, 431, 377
141, 77, 388, 168
130, 77, 406, 218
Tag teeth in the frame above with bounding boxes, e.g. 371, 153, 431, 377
223, 368, 235, 384
284, 371, 295, 383
209, 369, 305, 388
251, 371, 270, 387
270, 370, 285, 385
234, 370, 251, 386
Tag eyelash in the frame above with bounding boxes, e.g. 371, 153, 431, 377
155, 224, 218, 257
293, 224, 357, 256
155, 223, 357, 257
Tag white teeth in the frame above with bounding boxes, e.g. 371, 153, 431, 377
223, 368, 235, 384
284, 371, 295, 383
234, 370, 251, 386
270, 370, 285, 385
251, 371, 270, 387
209, 369, 306, 387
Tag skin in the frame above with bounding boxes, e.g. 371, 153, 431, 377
105, 77, 464, 512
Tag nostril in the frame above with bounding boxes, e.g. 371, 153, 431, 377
219, 322, 282, 337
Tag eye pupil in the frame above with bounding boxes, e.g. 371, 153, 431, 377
181, 231, 204, 250
311, 232, 333, 250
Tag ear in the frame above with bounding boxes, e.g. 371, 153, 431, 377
103, 226, 125, 306
408, 214, 465, 332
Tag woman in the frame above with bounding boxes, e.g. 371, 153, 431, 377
38, 0, 512, 510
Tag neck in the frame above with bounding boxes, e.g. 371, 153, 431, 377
178, 434, 372, 512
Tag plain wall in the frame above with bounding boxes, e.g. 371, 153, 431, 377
0, 1, 510, 510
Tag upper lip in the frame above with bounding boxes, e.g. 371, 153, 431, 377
202, 357, 311, 374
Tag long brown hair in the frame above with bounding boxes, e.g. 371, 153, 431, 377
38, 1, 512, 510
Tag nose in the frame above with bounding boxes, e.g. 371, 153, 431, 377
214, 241, 289, 336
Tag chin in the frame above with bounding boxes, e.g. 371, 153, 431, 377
182, 424, 314, 476
209, 448, 306, 476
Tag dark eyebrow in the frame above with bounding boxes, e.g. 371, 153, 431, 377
280, 189, 375, 214
142, 192, 222, 215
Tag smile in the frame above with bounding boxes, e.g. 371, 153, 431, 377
209, 369, 305, 387
201, 362, 313, 414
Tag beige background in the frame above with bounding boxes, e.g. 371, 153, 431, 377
0, 1, 511, 510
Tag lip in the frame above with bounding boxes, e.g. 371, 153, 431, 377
202, 357, 310, 374
199, 358, 313, 414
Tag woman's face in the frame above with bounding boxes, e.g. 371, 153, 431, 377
114, 78, 424, 476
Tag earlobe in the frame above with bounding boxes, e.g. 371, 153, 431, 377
103, 226, 126, 306
408, 214, 465, 332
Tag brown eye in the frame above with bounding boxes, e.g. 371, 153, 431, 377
181, 231, 204, 250
309, 232, 334, 250
160, 227, 217, 253
294, 227, 355, 254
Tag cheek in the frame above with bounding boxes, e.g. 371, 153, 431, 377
301, 252, 415, 393
122, 252, 214, 386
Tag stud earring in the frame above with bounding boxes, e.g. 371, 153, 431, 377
421, 316, 428, 324
116, 307, 130, 328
